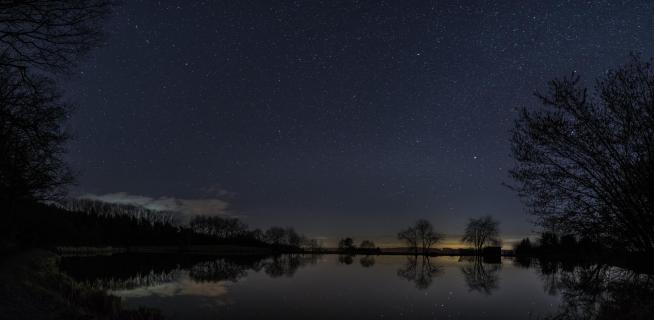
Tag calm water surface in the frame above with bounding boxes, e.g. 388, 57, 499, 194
61, 254, 653, 319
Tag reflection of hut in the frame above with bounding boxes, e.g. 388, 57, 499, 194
482, 246, 502, 263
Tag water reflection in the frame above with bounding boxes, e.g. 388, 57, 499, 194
359, 255, 376, 268
262, 254, 320, 278
540, 262, 654, 320
62, 253, 322, 290
189, 259, 250, 282
396, 255, 443, 289
59, 254, 654, 319
60, 253, 209, 290
458, 256, 501, 295
337, 254, 354, 265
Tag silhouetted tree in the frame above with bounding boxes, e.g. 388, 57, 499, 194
398, 219, 442, 255
537, 232, 561, 256
285, 227, 301, 247
359, 240, 376, 249
189, 215, 248, 239
301, 237, 323, 252
461, 216, 500, 254
509, 55, 654, 254
514, 238, 533, 256
0, 0, 113, 74
338, 237, 356, 252
264, 227, 286, 245
397, 226, 419, 254
250, 228, 264, 242
415, 219, 442, 254
0, 1, 113, 216
560, 234, 578, 250
0, 70, 72, 206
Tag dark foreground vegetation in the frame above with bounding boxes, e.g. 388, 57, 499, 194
0, 250, 163, 320
509, 54, 654, 256
2, 200, 321, 254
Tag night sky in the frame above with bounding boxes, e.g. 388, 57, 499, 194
63, 1, 654, 246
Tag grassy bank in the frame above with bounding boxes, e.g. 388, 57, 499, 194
0, 250, 163, 320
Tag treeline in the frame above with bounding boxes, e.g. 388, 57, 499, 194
3, 200, 322, 252
514, 232, 604, 258
393, 216, 501, 256
188, 215, 323, 251
336, 238, 381, 254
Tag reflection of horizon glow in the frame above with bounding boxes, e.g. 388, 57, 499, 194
65, 254, 654, 319
110, 272, 233, 305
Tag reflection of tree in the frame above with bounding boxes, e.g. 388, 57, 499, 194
459, 257, 500, 295
545, 264, 654, 320
512, 256, 533, 269
65, 254, 323, 291
87, 270, 182, 291
263, 254, 321, 278
338, 254, 354, 265
62, 253, 212, 290
538, 259, 562, 296
397, 256, 443, 289
189, 259, 251, 283
359, 255, 375, 268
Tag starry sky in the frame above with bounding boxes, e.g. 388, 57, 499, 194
63, 0, 654, 246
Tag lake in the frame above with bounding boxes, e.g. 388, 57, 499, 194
60, 253, 653, 319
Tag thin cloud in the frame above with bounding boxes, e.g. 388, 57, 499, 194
78, 192, 231, 218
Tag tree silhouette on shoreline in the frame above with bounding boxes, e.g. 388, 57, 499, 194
461, 216, 500, 254
510, 55, 654, 255
398, 219, 442, 255
0, 1, 114, 215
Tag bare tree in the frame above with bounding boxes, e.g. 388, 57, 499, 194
189, 215, 248, 239
0, 69, 72, 205
359, 239, 376, 250
264, 227, 286, 245
338, 237, 355, 251
0, 0, 113, 74
0, 1, 113, 210
399, 220, 442, 255
461, 216, 499, 254
301, 237, 323, 252
509, 55, 654, 254
284, 227, 301, 247
415, 219, 442, 254
397, 226, 419, 255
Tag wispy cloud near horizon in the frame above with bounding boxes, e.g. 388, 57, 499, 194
78, 192, 233, 218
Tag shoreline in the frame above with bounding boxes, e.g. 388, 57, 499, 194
52, 246, 654, 271
53, 245, 511, 258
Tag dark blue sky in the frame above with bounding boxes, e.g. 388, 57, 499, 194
63, 0, 654, 245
